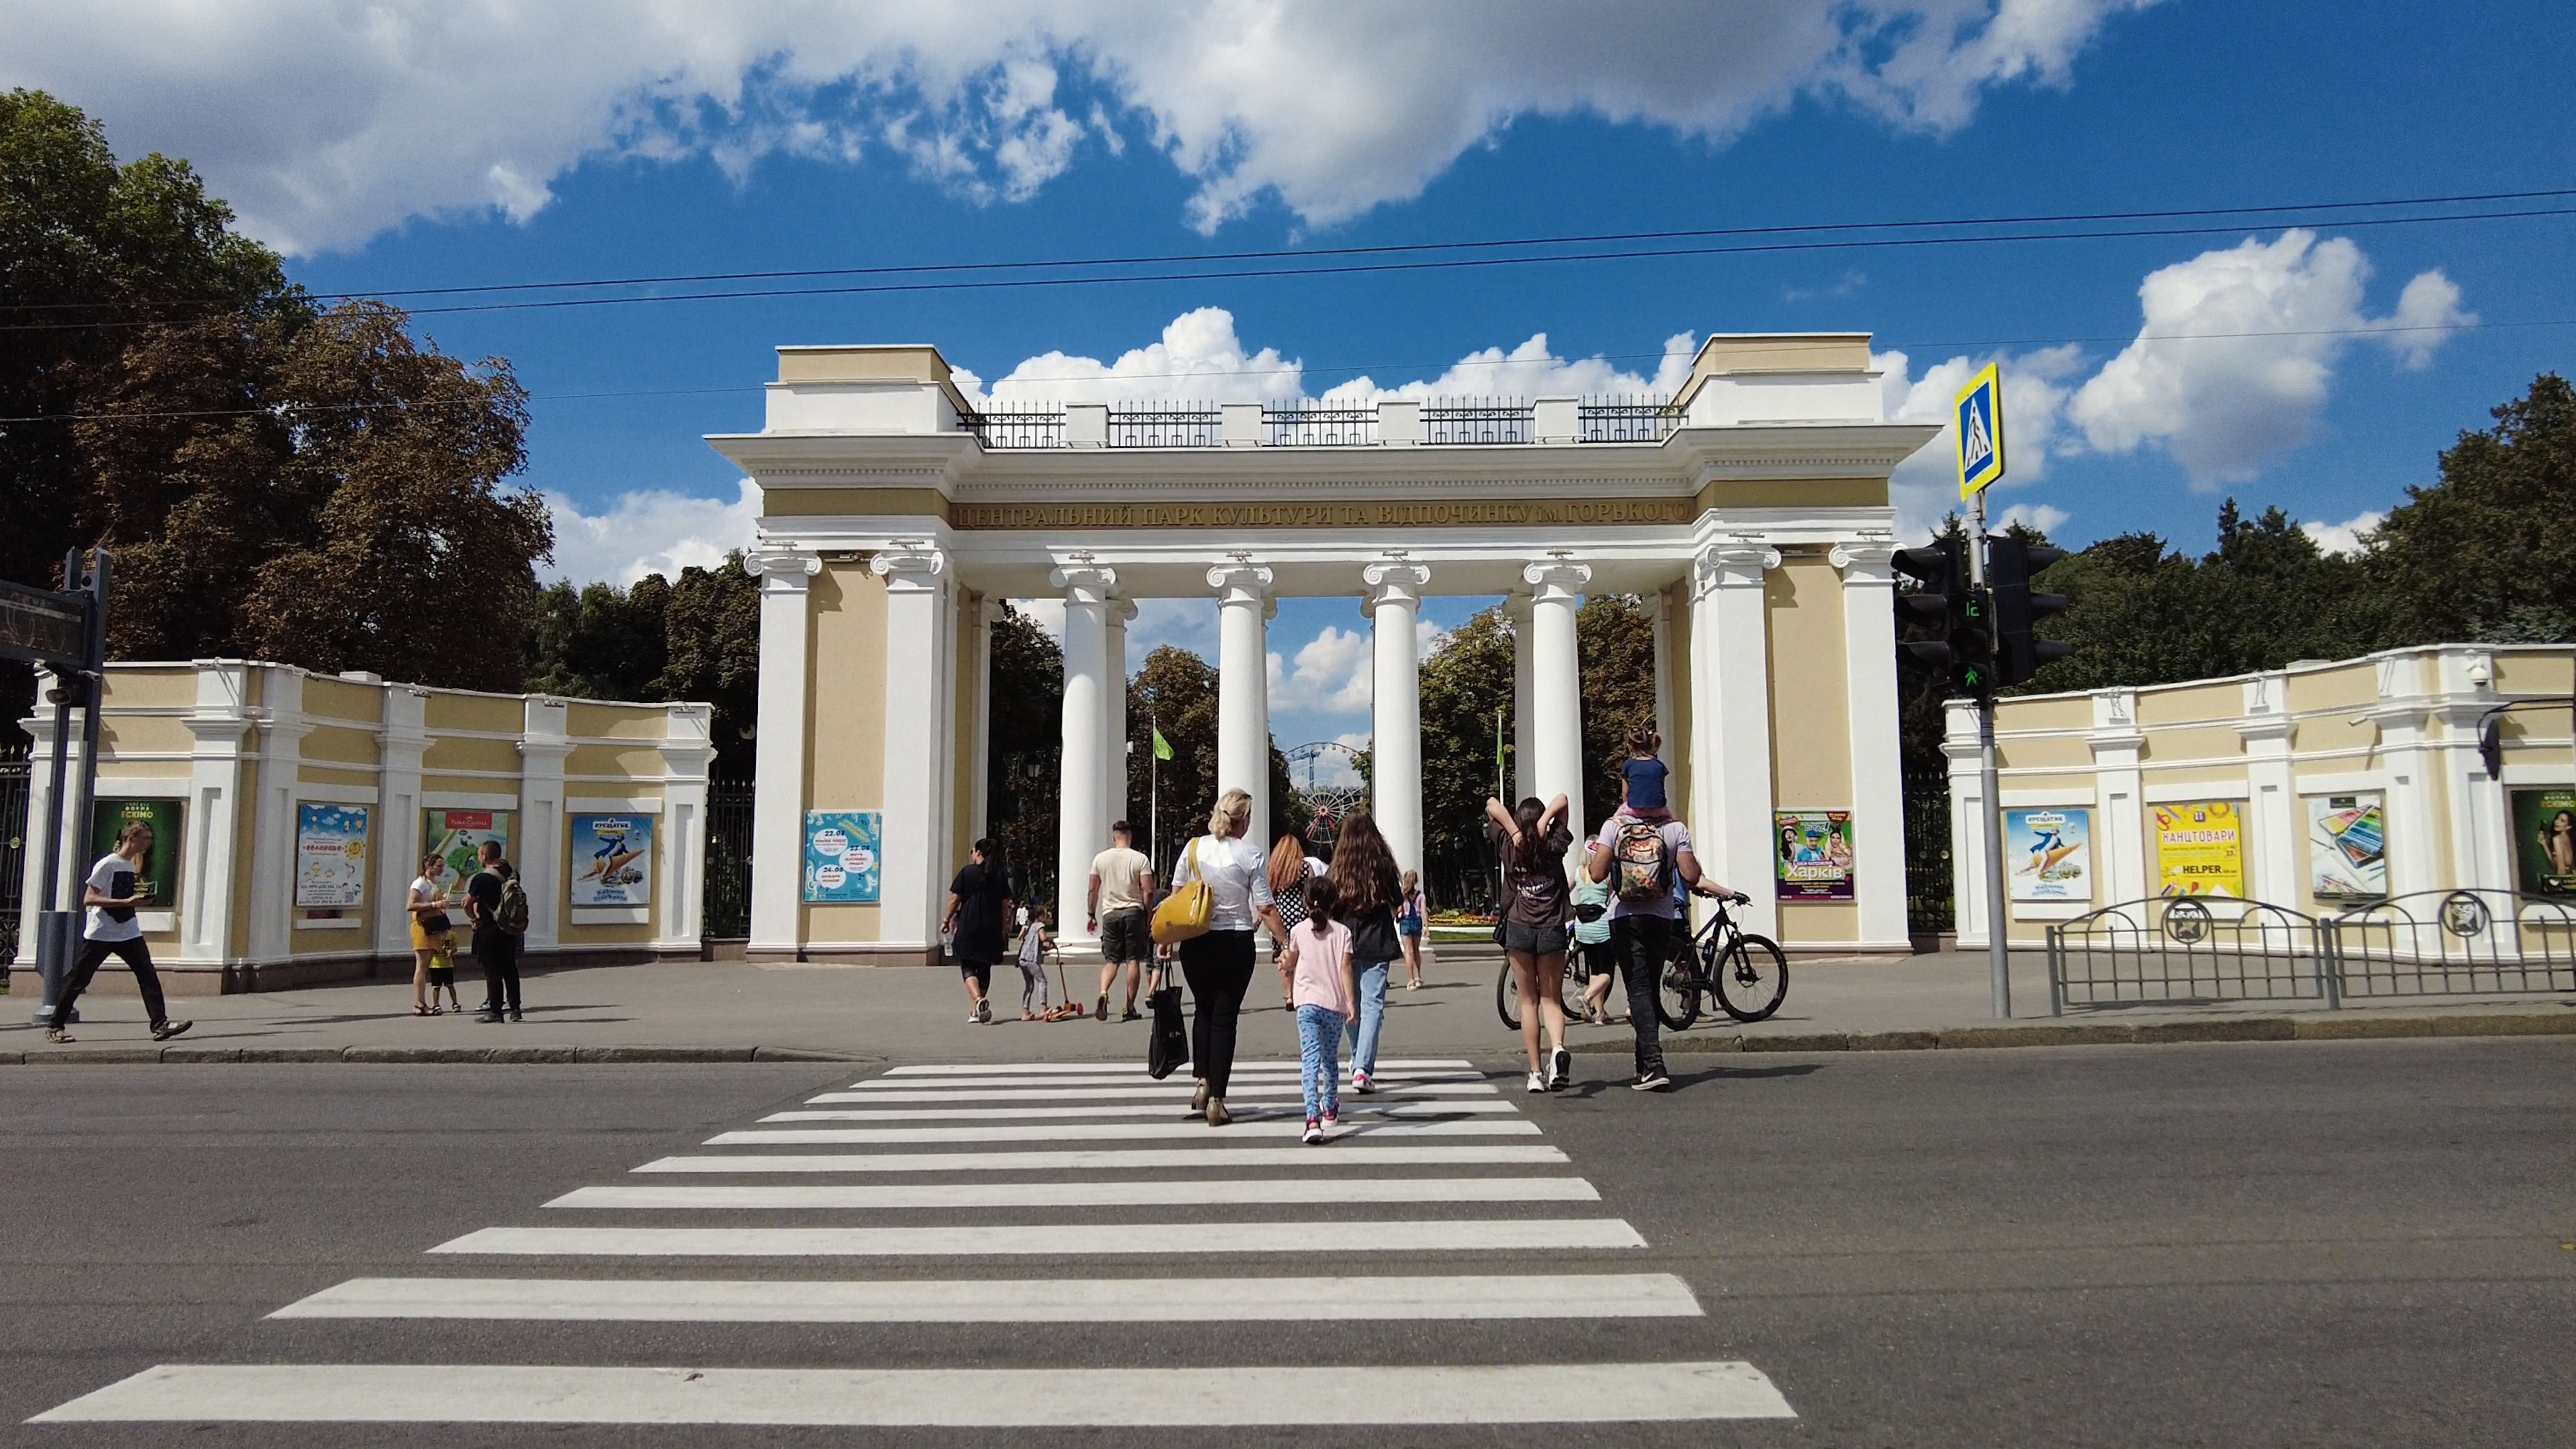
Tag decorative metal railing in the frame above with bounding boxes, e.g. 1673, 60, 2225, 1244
958, 394, 1686, 447
1263, 405, 1377, 447
1108, 405, 1222, 448
1423, 398, 1532, 445
962, 408, 1065, 449
1579, 394, 1680, 443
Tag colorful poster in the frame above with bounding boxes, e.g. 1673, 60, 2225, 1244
294, 803, 370, 908
2154, 800, 2244, 898
422, 810, 513, 897
2004, 808, 2092, 902
88, 798, 184, 914
1773, 810, 1856, 901
2509, 788, 2576, 897
569, 814, 653, 907
804, 810, 881, 904
2306, 792, 2387, 902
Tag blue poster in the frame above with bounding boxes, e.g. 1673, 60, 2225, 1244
804, 810, 881, 904
569, 814, 653, 906
2004, 808, 2091, 902
294, 803, 371, 908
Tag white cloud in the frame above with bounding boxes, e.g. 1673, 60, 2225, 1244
2068, 229, 2475, 486
1415, 618, 1450, 663
1995, 502, 2071, 537
1267, 625, 1373, 714
6, 1, 2155, 252
983, 308, 1302, 405
543, 478, 759, 585
2301, 509, 2385, 557
1875, 342, 2084, 539
1320, 331, 1699, 404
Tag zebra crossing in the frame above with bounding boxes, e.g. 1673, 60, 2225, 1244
35, 1056, 1797, 1429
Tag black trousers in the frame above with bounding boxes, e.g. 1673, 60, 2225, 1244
1613, 913, 1674, 1077
474, 928, 523, 1014
49, 936, 169, 1028
1179, 928, 1257, 1097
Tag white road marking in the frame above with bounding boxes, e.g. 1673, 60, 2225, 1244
881, 1059, 1474, 1076
706, 1119, 1540, 1146
36, 1361, 1796, 1424
811, 1082, 1500, 1102
543, 1177, 1601, 1210
757, 1101, 1521, 1124
427, 1218, 1647, 1256
633, 1145, 1574, 1173
270, 1272, 1698, 1322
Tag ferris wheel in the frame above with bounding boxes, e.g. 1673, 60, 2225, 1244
1281, 740, 1369, 846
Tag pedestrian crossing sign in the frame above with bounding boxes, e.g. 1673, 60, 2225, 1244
1954, 362, 2005, 498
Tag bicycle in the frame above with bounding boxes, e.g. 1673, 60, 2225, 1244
1654, 890, 1788, 1029
1495, 936, 1599, 1030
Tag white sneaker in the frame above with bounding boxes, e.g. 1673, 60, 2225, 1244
1525, 1069, 1547, 1093
1550, 1046, 1572, 1091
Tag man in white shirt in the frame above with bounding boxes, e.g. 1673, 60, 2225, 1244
43, 819, 190, 1044
1087, 820, 1157, 1022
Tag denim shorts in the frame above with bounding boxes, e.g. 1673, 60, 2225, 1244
1501, 920, 1567, 957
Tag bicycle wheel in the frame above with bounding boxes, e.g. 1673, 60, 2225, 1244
1495, 960, 1522, 1030
1713, 934, 1789, 1022
1653, 937, 1701, 1031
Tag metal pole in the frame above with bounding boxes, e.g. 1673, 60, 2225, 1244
1148, 709, 1159, 877
1969, 496, 2011, 1018
67, 549, 109, 901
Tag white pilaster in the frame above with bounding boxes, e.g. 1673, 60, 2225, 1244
244, 667, 309, 966
2368, 655, 2439, 898
1106, 596, 1136, 832
2090, 689, 2149, 908
1650, 588, 1677, 770
1693, 539, 1781, 938
657, 703, 716, 949
966, 593, 995, 840
178, 661, 250, 965
1053, 560, 1116, 949
2238, 672, 2299, 902
874, 543, 955, 962
1522, 557, 1591, 859
1506, 592, 1536, 802
1209, 560, 1276, 850
1365, 559, 1432, 875
373, 684, 431, 962
1943, 699, 1986, 945
747, 547, 821, 957
517, 697, 571, 953
1831, 539, 1910, 951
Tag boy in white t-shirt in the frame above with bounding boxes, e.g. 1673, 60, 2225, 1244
44, 820, 190, 1044
1282, 877, 1359, 1144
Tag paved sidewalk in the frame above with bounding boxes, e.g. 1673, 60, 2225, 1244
4, 945, 2569, 1064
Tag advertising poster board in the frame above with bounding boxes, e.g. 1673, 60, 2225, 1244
293, 803, 371, 908
422, 810, 513, 897
2509, 788, 2576, 897
569, 814, 653, 907
2154, 800, 2245, 898
1773, 810, 1856, 902
87, 798, 184, 914
2004, 807, 2092, 902
803, 810, 881, 904
2306, 792, 2387, 902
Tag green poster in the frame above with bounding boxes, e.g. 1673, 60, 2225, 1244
89, 798, 184, 913
2509, 788, 2576, 897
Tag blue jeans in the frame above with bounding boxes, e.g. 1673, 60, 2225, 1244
1350, 959, 1392, 1077
1295, 1004, 1344, 1118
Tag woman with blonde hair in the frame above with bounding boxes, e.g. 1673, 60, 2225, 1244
1326, 807, 1405, 1093
1173, 789, 1290, 1125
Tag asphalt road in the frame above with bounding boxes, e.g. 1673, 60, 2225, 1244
1, 1037, 2567, 1446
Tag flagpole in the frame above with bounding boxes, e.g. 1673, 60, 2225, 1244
1149, 708, 1161, 875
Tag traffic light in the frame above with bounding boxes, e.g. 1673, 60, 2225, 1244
1988, 536, 2072, 686
1892, 539, 1994, 696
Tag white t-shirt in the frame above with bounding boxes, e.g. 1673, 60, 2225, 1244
1593, 817, 1696, 920
1177, 834, 1275, 932
85, 853, 144, 943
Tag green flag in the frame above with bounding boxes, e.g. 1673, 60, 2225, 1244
1152, 726, 1174, 761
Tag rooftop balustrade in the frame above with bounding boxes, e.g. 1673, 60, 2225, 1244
958, 395, 1679, 449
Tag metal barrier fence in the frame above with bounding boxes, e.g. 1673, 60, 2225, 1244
2048, 890, 2576, 1013
0, 745, 25, 971
702, 778, 754, 943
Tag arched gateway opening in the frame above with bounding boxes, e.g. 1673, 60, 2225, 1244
712, 334, 1939, 965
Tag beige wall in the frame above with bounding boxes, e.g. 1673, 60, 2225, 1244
1766, 553, 1856, 942
804, 562, 890, 943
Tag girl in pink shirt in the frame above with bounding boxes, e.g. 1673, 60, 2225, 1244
1283, 877, 1359, 1144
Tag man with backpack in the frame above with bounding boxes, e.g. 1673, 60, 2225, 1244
465, 838, 531, 1023
1586, 807, 1740, 1091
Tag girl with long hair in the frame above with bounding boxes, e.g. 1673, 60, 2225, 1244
1282, 875, 1357, 1143
1173, 789, 1291, 1125
1266, 831, 1322, 1009
1396, 868, 1428, 989
1487, 792, 1575, 1091
1325, 807, 1404, 1093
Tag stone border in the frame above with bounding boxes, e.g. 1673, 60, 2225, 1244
1570, 1010, 2576, 1055
0, 1044, 874, 1065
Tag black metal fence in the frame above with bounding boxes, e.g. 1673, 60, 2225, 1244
702, 777, 754, 941
0, 746, 25, 971
1903, 787, 1953, 936
1578, 396, 1679, 443
1108, 405, 1222, 448
963, 407, 1065, 449
1423, 398, 1531, 445
2324, 890, 2576, 1000
1263, 405, 1377, 447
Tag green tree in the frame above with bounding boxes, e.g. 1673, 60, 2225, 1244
1576, 593, 1657, 826
1126, 644, 1218, 874
525, 576, 673, 703
2367, 373, 2576, 642
656, 555, 761, 773
987, 602, 1064, 896
1417, 604, 1515, 908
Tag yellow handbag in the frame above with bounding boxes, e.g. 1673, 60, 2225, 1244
1151, 840, 1216, 945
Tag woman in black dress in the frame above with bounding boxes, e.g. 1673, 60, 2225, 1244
943, 838, 1016, 1024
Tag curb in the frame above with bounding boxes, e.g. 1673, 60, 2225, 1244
0, 1044, 875, 1066
1566, 1010, 2576, 1055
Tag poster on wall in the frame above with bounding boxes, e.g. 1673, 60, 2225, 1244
2004, 808, 2092, 902
2154, 800, 2245, 898
2508, 788, 2576, 897
1773, 810, 1856, 901
87, 798, 184, 914
569, 814, 653, 907
804, 810, 881, 904
293, 803, 370, 908
2306, 792, 2387, 902
421, 810, 513, 896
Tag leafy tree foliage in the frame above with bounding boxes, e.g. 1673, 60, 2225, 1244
1417, 605, 1515, 908
986, 601, 1065, 895
1576, 593, 1657, 828
655, 556, 761, 771
526, 578, 672, 702
1125, 643, 1216, 873
2366, 373, 2576, 642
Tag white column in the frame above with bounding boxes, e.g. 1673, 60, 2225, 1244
178, 661, 250, 967
1053, 561, 1116, 950
13, 674, 70, 969
1693, 539, 1780, 939
2239, 673, 2298, 903
1106, 596, 1135, 833
1650, 588, 1678, 767
1365, 559, 1432, 874
873, 543, 954, 962
1831, 539, 1911, 951
1209, 561, 1275, 850
966, 594, 995, 840
373, 685, 431, 963
747, 547, 820, 957
1507, 592, 1536, 801
517, 697, 570, 955
1522, 557, 1591, 857
2090, 689, 2149, 911
657, 703, 715, 949
1943, 700, 1985, 945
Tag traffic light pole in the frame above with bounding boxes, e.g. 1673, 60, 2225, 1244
1968, 495, 2012, 1018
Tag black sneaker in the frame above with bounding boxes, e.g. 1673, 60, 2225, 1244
476, 1012, 504, 1024
508, 1012, 524, 1023
1630, 1068, 1672, 1091
151, 1020, 193, 1042
1095, 995, 1108, 1022
1120, 1009, 1142, 1022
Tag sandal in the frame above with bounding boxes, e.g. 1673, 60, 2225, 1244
413, 1004, 433, 1016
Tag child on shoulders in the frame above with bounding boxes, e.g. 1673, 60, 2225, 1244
1615, 724, 1672, 824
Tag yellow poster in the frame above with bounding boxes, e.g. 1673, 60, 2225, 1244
2155, 800, 2244, 898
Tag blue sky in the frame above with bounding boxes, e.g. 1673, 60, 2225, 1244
11, 0, 2571, 759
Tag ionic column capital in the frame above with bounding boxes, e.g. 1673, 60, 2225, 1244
1206, 561, 1275, 608
1362, 559, 1432, 607
1829, 534, 1900, 585
870, 541, 948, 593
1693, 537, 1780, 596
1520, 557, 1591, 603
1106, 596, 1139, 626
749, 546, 823, 590
1049, 559, 1120, 606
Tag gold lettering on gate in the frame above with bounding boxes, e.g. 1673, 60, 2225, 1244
950, 498, 1697, 529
